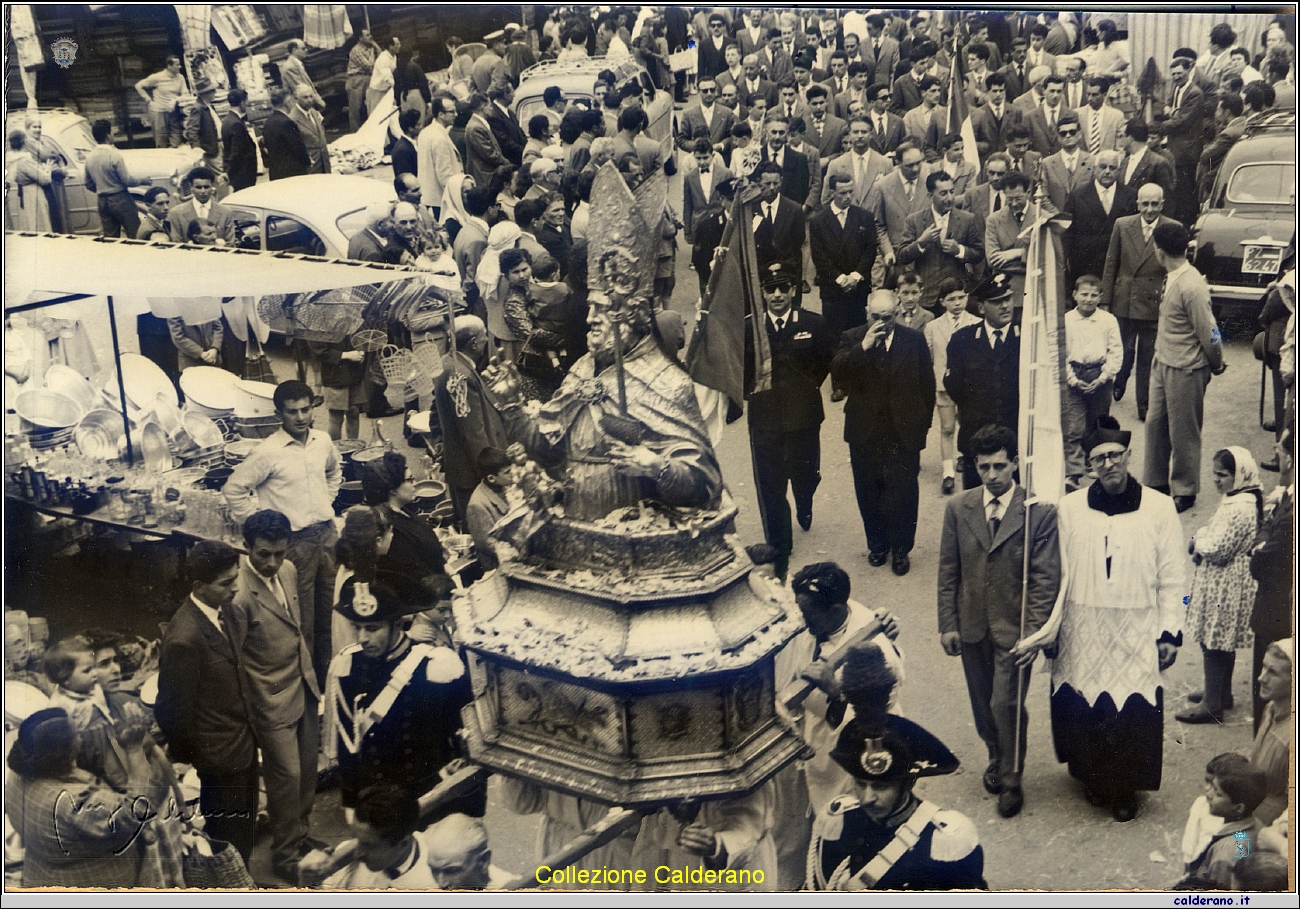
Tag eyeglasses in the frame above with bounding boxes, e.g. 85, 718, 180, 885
1088, 451, 1127, 467
1058, 128, 1079, 137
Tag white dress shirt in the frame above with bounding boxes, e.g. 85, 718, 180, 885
224, 428, 342, 530
1064, 307, 1124, 384
1094, 181, 1115, 214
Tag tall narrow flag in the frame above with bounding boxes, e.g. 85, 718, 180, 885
685, 195, 772, 407
947, 36, 981, 173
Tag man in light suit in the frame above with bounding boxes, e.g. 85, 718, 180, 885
1024, 76, 1074, 157
227, 510, 323, 883
896, 170, 985, 309
758, 28, 794, 83
289, 83, 331, 174
464, 93, 508, 186
811, 173, 878, 337
1076, 78, 1124, 156
984, 172, 1034, 311
833, 62, 872, 121
683, 138, 733, 245
957, 153, 1012, 234
417, 95, 463, 221
737, 53, 779, 118
861, 13, 900, 89
833, 289, 935, 576
938, 424, 1061, 818
902, 76, 947, 160
155, 541, 259, 863
735, 8, 774, 58
1118, 120, 1176, 198
1013, 65, 1052, 114
1063, 150, 1137, 289
678, 79, 737, 149
774, 78, 811, 129
1024, 25, 1057, 76
1038, 114, 1093, 212
168, 166, 235, 245
802, 85, 848, 161
867, 139, 930, 277
820, 118, 892, 208
1100, 183, 1178, 420
167, 317, 223, 371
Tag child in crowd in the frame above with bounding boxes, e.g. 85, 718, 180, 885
923, 277, 980, 495
1062, 275, 1122, 490
466, 447, 514, 573
1177, 756, 1267, 890
1181, 752, 1250, 867
895, 273, 933, 333
407, 574, 458, 650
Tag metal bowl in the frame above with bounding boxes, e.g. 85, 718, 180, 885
75, 409, 127, 460
15, 389, 85, 429
43, 364, 97, 413
113, 352, 178, 412
183, 412, 225, 449
234, 380, 279, 419
179, 366, 238, 416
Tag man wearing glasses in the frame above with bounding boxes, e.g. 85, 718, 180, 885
678, 79, 736, 149
1039, 113, 1092, 212
696, 13, 734, 82
864, 84, 904, 157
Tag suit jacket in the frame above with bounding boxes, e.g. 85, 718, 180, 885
735, 19, 774, 58
970, 104, 1024, 158
289, 104, 331, 174
678, 103, 736, 148
1064, 181, 1138, 277
746, 308, 836, 433
221, 111, 258, 191
226, 559, 320, 731
696, 35, 735, 80
944, 321, 1021, 454
892, 71, 928, 111
868, 168, 931, 252
1039, 149, 1094, 211
984, 204, 1032, 301
1120, 148, 1176, 197
391, 135, 418, 177
820, 148, 892, 208
758, 46, 794, 83
809, 203, 878, 296
805, 113, 849, 162
737, 78, 779, 117
896, 207, 985, 306
465, 114, 507, 185
262, 110, 310, 181
753, 194, 806, 277
1024, 104, 1076, 157
184, 103, 220, 161
862, 35, 901, 88
167, 317, 223, 370
683, 164, 733, 240
864, 111, 906, 157
1062, 79, 1088, 113
434, 350, 506, 490
486, 102, 527, 166
155, 599, 257, 776
938, 485, 1061, 647
452, 217, 489, 283
998, 62, 1032, 101
833, 87, 869, 121
1100, 214, 1178, 321
832, 324, 935, 452
168, 195, 235, 244
1075, 103, 1124, 155
347, 226, 395, 263
1013, 89, 1045, 113
1162, 83, 1206, 163
1006, 149, 1043, 188
762, 146, 811, 207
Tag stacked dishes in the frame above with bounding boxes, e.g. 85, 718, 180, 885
233, 380, 281, 439
16, 389, 84, 450
179, 366, 238, 420
105, 353, 177, 415
224, 439, 258, 468
43, 365, 99, 414
75, 409, 128, 460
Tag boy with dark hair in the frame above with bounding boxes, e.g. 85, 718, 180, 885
1178, 757, 1267, 890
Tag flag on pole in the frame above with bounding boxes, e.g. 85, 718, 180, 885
685, 194, 772, 407
946, 35, 981, 173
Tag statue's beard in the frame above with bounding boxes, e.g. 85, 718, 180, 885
589, 323, 643, 371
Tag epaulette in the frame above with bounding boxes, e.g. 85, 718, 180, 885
929, 809, 980, 862
418, 643, 467, 684
328, 643, 363, 677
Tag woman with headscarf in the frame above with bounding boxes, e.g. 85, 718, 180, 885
360, 451, 448, 599
439, 173, 474, 245
478, 219, 524, 362
7, 708, 147, 887
1176, 446, 1262, 724
5, 129, 52, 232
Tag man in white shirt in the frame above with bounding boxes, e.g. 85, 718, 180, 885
224, 380, 342, 686
417, 94, 462, 222
1062, 57, 1087, 111
1062, 276, 1123, 487
168, 166, 234, 244
367, 36, 401, 120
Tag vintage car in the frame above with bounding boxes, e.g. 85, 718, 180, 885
5, 108, 202, 234
513, 56, 674, 148
221, 174, 398, 258
1190, 108, 1296, 318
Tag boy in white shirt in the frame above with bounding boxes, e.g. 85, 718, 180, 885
1063, 274, 1123, 489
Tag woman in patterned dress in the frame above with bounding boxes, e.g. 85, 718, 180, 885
1176, 447, 1261, 724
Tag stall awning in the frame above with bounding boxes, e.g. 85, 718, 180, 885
4, 233, 429, 308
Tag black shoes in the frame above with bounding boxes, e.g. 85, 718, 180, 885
1261, 456, 1281, 472
942, 476, 955, 495
797, 510, 812, 531
1187, 690, 1234, 709
1174, 495, 1196, 513
997, 787, 1024, 818
830, 387, 847, 402
1113, 383, 1125, 402
1112, 795, 1139, 822
891, 552, 910, 576
1175, 704, 1223, 724
868, 550, 888, 567
982, 761, 1002, 795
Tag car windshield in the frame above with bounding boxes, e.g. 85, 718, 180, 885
336, 207, 371, 241
1225, 163, 1296, 205
61, 118, 97, 163
516, 96, 557, 130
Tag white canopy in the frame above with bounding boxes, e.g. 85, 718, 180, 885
4, 233, 426, 309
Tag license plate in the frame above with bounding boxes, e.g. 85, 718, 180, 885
1241, 244, 1284, 275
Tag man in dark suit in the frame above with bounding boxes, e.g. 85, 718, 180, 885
168, 166, 236, 245
811, 173, 878, 338
1004, 126, 1043, 189
970, 73, 1023, 160
262, 86, 310, 181
863, 83, 905, 157
892, 40, 941, 111
758, 27, 794, 83
832, 289, 935, 576
464, 93, 508, 186
945, 283, 1020, 489
833, 62, 871, 121
435, 316, 507, 529
486, 81, 526, 167
1023, 76, 1073, 157
1161, 55, 1205, 225
691, 177, 735, 294
802, 84, 848, 161
1063, 150, 1137, 288
938, 423, 1061, 818
746, 263, 836, 578
347, 201, 396, 263
1100, 183, 1178, 420
155, 541, 258, 863
226, 511, 323, 882
221, 88, 258, 191
999, 38, 1032, 101
861, 13, 901, 89
752, 160, 807, 287
391, 109, 421, 180
737, 53, 779, 118
678, 79, 737, 149
1118, 120, 1176, 198
761, 116, 812, 208
184, 78, 222, 174
896, 171, 985, 309
696, 13, 736, 81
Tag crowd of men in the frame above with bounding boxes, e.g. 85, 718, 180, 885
4, 6, 1296, 894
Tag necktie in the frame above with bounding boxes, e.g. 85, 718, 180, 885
905, 180, 914, 201
1088, 111, 1102, 154
993, 328, 1005, 353
1143, 223, 1153, 244
775, 316, 786, 333
836, 209, 846, 228
854, 153, 865, 187
1100, 189, 1111, 215
1048, 108, 1056, 131
988, 497, 1002, 538
993, 192, 1002, 212
1066, 155, 1075, 175
768, 202, 777, 223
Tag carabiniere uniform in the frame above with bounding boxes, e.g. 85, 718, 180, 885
324, 580, 481, 816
